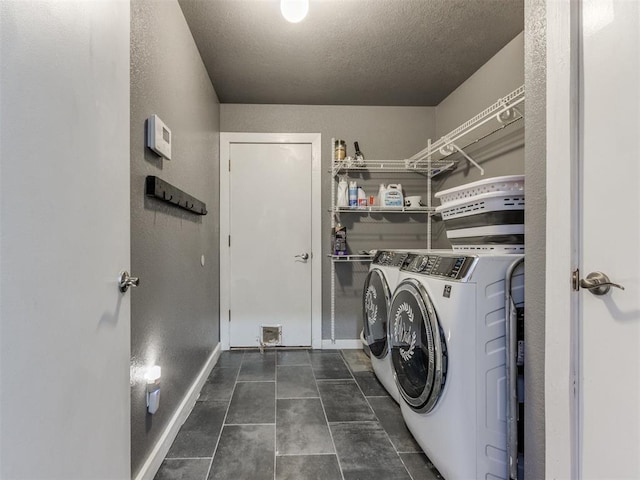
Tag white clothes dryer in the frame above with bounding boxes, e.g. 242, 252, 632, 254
362, 250, 410, 403
389, 251, 524, 480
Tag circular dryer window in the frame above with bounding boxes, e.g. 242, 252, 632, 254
390, 279, 447, 413
363, 268, 392, 358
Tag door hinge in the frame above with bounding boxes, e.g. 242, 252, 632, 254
228, 309, 231, 322
228, 235, 231, 247
228, 159, 231, 172
572, 268, 580, 291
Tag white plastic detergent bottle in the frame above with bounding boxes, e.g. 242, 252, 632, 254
337, 178, 348, 207
383, 184, 404, 207
357, 187, 366, 206
349, 181, 358, 207
377, 184, 386, 206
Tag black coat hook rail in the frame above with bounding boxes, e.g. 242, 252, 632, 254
145, 176, 208, 215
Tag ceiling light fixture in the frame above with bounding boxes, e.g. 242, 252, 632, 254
280, 0, 309, 23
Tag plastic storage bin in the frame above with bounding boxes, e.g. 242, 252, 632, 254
435, 176, 525, 253
435, 175, 524, 205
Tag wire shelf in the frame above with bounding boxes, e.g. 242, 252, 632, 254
328, 254, 374, 262
407, 84, 525, 171
331, 159, 455, 177
331, 206, 435, 214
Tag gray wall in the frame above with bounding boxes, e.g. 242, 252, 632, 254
524, 0, 546, 477
432, 32, 525, 248
130, 1, 220, 476
221, 105, 436, 339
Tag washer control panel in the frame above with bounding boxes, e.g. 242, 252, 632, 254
401, 253, 475, 280
373, 250, 409, 268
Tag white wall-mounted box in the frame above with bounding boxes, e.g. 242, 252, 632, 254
147, 114, 172, 160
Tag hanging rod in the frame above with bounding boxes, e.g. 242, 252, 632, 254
406, 85, 525, 173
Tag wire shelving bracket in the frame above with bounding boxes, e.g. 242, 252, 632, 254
406, 85, 525, 174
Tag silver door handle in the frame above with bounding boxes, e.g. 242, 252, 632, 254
579, 271, 624, 296
295, 253, 309, 261
118, 271, 140, 293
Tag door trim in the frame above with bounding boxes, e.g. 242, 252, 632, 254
545, 1, 580, 478
219, 132, 322, 350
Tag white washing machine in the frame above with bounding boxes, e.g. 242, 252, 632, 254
389, 251, 524, 480
362, 250, 410, 403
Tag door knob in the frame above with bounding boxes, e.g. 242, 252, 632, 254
118, 271, 140, 293
295, 253, 309, 261
576, 271, 624, 296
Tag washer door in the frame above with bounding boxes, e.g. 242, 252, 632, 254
390, 279, 447, 413
363, 268, 392, 359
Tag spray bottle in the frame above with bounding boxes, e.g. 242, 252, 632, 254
349, 181, 358, 207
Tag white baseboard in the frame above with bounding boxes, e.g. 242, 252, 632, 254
135, 343, 221, 480
321, 339, 363, 350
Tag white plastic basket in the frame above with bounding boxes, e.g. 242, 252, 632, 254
445, 222, 524, 253
446, 224, 523, 239
452, 244, 525, 254
435, 190, 525, 220
435, 175, 525, 206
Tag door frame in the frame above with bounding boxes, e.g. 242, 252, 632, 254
219, 132, 322, 350
545, 1, 580, 478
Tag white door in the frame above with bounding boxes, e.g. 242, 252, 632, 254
229, 142, 313, 347
579, 1, 640, 477
0, 2, 131, 478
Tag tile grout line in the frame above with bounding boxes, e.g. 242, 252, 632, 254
314, 377, 355, 382
235, 380, 277, 383
223, 423, 276, 426
326, 420, 384, 425
338, 349, 416, 480
275, 352, 315, 401
274, 354, 278, 480
275, 452, 338, 457
397, 454, 417, 480
275, 396, 320, 400
312, 351, 346, 480
162, 457, 213, 461
351, 349, 439, 478
204, 350, 245, 480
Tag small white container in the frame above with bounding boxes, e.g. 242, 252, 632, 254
404, 195, 422, 208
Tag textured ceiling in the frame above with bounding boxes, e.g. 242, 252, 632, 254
178, 0, 524, 106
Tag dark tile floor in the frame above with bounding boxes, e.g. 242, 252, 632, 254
154, 349, 443, 480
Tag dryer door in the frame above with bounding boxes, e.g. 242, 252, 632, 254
363, 268, 392, 359
390, 279, 447, 413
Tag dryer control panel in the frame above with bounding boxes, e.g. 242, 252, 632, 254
401, 253, 475, 280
